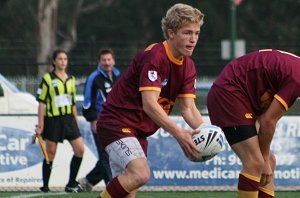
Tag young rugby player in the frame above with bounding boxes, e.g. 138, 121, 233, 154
95, 3, 205, 198
207, 49, 300, 198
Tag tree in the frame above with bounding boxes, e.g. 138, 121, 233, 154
36, 0, 113, 77
37, 0, 58, 77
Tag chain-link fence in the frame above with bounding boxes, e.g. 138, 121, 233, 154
0, 40, 271, 78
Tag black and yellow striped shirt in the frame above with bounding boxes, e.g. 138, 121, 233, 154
36, 72, 76, 117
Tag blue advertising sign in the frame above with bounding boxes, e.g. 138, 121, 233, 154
146, 116, 300, 189
0, 115, 300, 189
0, 116, 98, 188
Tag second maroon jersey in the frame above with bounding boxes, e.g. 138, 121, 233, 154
98, 41, 197, 147
214, 49, 300, 115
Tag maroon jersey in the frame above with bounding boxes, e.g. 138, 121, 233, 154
208, 49, 300, 126
98, 41, 197, 148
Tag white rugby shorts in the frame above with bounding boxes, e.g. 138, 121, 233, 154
105, 137, 147, 178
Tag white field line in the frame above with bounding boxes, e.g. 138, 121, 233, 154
8, 192, 67, 198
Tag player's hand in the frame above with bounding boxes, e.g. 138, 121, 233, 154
176, 128, 200, 161
35, 124, 43, 135
260, 160, 273, 186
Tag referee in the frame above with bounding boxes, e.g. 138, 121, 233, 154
35, 49, 84, 193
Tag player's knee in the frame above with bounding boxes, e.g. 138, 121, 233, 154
72, 143, 85, 157
74, 148, 84, 157
47, 149, 56, 159
47, 153, 55, 160
253, 157, 265, 172
79, 146, 85, 156
244, 155, 264, 173
135, 168, 150, 186
129, 163, 151, 186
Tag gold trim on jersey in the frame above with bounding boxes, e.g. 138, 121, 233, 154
145, 43, 157, 51
163, 41, 183, 65
177, 93, 196, 98
274, 94, 288, 110
139, 87, 161, 92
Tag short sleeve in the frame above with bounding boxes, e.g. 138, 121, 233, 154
177, 59, 197, 98
276, 81, 300, 110
139, 63, 162, 92
36, 75, 48, 103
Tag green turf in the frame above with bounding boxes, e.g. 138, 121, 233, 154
1, 191, 300, 198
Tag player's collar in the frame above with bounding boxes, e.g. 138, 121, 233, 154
163, 41, 183, 65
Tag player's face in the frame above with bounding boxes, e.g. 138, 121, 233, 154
99, 53, 115, 72
168, 23, 200, 58
53, 52, 68, 71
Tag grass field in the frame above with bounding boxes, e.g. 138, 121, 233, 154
1, 191, 300, 198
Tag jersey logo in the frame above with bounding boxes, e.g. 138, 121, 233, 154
52, 80, 58, 87
158, 97, 175, 115
122, 128, 132, 133
37, 88, 42, 95
162, 79, 168, 87
148, 70, 157, 82
245, 113, 253, 119
104, 82, 111, 88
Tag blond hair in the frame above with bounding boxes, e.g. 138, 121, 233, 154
161, 3, 204, 39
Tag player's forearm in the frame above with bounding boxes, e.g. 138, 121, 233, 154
143, 103, 182, 137
37, 103, 45, 128
181, 105, 204, 129
258, 121, 275, 161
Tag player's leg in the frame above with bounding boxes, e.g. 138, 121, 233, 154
208, 85, 266, 197
66, 136, 85, 192
80, 151, 112, 192
259, 153, 276, 198
99, 137, 150, 198
224, 126, 265, 198
80, 123, 104, 191
40, 140, 57, 192
62, 114, 85, 192
81, 129, 112, 190
40, 117, 60, 192
125, 189, 138, 198
101, 151, 112, 184
45, 139, 58, 161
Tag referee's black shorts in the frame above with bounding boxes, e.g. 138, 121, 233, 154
43, 114, 81, 143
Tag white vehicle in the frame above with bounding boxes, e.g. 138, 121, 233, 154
0, 74, 38, 114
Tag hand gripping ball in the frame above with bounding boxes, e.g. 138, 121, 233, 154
192, 124, 225, 162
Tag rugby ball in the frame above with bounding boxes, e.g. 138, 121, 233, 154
192, 124, 225, 162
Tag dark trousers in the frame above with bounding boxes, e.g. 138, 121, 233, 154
86, 129, 112, 185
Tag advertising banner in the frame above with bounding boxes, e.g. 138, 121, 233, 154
147, 116, 300, 190
0, 115, 299, 190
0, 116, 99, 189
